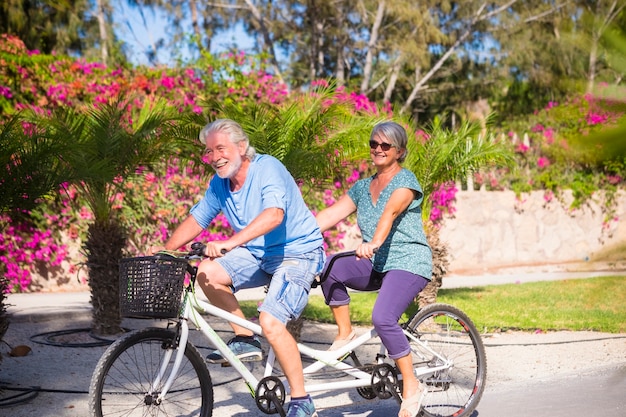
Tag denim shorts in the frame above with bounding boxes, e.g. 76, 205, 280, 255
216, 246, 325, 324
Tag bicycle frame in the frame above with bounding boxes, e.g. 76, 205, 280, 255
154, 286, 451, 403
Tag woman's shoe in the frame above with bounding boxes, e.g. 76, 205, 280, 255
399, 385, 425, 417
328, 330, 356, 351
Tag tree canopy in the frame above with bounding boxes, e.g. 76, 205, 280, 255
2, 0, 624, 121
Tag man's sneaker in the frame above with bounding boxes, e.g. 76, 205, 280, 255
286, 396, 318, 417
206, 335, 262, 364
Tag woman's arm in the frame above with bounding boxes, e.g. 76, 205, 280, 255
316, 194, 357, 232
367, 187, 416, 249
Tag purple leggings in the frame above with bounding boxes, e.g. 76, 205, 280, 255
321, 254, 428, 359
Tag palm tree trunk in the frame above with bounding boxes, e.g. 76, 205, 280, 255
85, 219, 127, 335
418, 223, 450, 308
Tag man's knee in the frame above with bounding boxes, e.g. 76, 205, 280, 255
259, 311, 286, 341
197, 260, 231, 288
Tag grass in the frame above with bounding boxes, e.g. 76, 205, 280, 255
240, 276, 626, 333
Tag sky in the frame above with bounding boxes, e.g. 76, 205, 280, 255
113, 3, 253, 67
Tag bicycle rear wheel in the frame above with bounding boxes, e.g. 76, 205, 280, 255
405, 303, 487, 417
89, 327, 214, 417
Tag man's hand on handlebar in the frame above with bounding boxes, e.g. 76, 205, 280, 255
148, 245, 166, 256
148, 242, 230, 258
204, 241, 231, 258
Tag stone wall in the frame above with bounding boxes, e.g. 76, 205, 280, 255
439, 190, 626, 274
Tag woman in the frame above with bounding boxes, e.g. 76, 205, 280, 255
316, 121, 432, 417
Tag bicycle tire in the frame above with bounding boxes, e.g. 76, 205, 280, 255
88, 327, 214, 417
405, 303, 487, 417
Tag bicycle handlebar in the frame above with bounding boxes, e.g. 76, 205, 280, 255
311, 250, 357, 289
190, 242, 206, 257
189, 242, 228, 257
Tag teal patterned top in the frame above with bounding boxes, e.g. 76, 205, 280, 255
347, 168, 432, 279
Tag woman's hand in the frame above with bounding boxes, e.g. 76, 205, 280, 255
355, 242, 378, 260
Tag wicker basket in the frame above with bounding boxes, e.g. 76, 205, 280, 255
119, 256, 187, 319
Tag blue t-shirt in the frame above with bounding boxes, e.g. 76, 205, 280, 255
190, 154, 323, 257
347, 168, 432, 279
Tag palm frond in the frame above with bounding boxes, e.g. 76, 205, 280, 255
0, 112, 73, 215
405, 114, 515, 205
24, 95, 189, 222
202, 84, 385, 186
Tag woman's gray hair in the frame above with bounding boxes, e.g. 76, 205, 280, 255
371, 121, 408, 163
199, 119, 256, 160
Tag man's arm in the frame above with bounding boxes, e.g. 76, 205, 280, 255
150, 215, 204, 254
204, 207, 284, 258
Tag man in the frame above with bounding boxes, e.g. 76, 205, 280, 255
151, 118, 324, 417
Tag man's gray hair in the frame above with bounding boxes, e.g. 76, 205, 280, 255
199, 119, 256, 160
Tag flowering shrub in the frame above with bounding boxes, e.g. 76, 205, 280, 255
471, 93, 626, 234
0, 214, 69, 292
476, 94, 625, 204
0, 34, 288, 116
119, 161, 234, 254
430, 182, 458, 225
0, 34, 294, 291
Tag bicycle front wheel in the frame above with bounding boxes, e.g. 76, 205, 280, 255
405, 303, 487, 417
89, 327, 214, 417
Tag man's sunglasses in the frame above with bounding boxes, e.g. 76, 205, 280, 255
369, 140, 394, 151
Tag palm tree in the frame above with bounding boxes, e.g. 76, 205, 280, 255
402, 115, 516, 307
31, 97, 192, 335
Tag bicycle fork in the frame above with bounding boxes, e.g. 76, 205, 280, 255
146, 319, 190, 405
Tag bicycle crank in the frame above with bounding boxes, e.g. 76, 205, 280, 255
255, 376, 286, 416
370, 363, 401, 402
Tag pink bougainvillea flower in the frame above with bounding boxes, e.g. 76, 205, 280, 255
537, 157, 550, 169
543, 128, 555, 144
515, 143, 529, 153
531, 123, 544, 133
586, 112, 608, 126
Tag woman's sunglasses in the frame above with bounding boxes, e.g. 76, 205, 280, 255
369, 140, 394, 151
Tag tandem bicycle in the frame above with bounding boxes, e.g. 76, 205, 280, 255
88, 244, 487, 417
